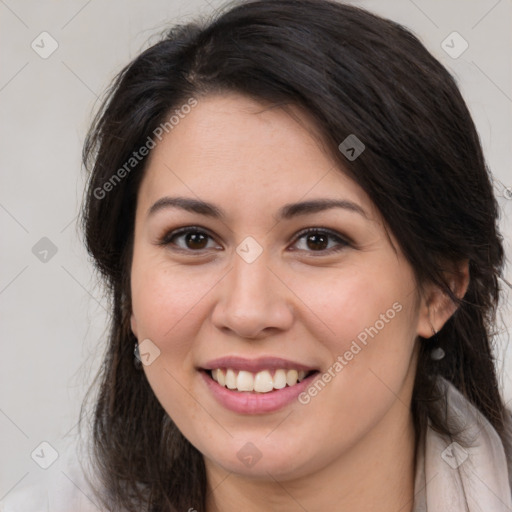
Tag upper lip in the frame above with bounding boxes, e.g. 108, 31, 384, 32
200, 356, 319, 373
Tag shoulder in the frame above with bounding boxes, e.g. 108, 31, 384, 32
424, 377, 512, 506
0, 443, 103, 512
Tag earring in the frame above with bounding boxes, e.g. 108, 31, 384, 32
134, 342, 142, 370
430, 346, 445, 361
428, 323, 445, 360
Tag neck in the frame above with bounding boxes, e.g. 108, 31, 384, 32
204, 400, 417, 512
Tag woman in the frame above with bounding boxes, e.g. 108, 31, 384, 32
2, 0, 511, 510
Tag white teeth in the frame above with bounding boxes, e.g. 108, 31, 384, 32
254, 370, 274, 393
225, 368, 237, 389
286, 369, 298, 386
236, 370, 254, 391
273, 369, 287, 389
209, 368, 312, 392
217, 368, 226, 387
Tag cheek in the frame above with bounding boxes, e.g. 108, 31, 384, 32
130, 255, 212, 344
290, 259, 417, 349
291, 260, 419, 419
130, 257, 209, 422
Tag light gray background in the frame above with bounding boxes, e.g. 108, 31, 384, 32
1, 0, 511, 498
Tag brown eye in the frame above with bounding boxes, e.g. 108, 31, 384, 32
160, 227, 220, 252
305, 232, 329, 251
183, 231, 209, 249
292, 228, 350, 254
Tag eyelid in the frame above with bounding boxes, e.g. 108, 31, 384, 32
158, 224, 352, 255
289, 226, 352, 254
292, 226, 353, 246
158, 225, 221, 248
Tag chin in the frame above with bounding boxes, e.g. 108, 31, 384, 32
203, 438, 317, 481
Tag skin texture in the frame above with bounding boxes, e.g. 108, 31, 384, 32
130, 92, 468, 511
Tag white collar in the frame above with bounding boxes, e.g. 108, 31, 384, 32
413, 376, 512, 511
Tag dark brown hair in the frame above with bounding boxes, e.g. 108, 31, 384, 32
79, 0, 511, 510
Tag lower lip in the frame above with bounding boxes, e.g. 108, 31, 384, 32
200, 370, 320, 414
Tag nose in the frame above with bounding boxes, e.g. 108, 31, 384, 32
210, 248, 294, 339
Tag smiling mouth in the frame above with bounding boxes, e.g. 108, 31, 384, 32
204, 368, 319, 393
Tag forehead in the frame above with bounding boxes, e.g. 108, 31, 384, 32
137, 92, 377, 221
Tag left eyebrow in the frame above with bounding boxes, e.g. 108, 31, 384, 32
146, 196, 368, 220
277, 198, 368, 220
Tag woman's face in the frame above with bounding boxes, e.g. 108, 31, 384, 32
130, 92, 432, 481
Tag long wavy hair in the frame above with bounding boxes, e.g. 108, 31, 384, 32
79, 0, 512, 510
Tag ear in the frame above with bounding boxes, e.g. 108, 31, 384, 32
416, 259, 470, 338
130, 313, 139, 339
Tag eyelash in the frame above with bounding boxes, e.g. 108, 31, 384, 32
158, 225, 351, 256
